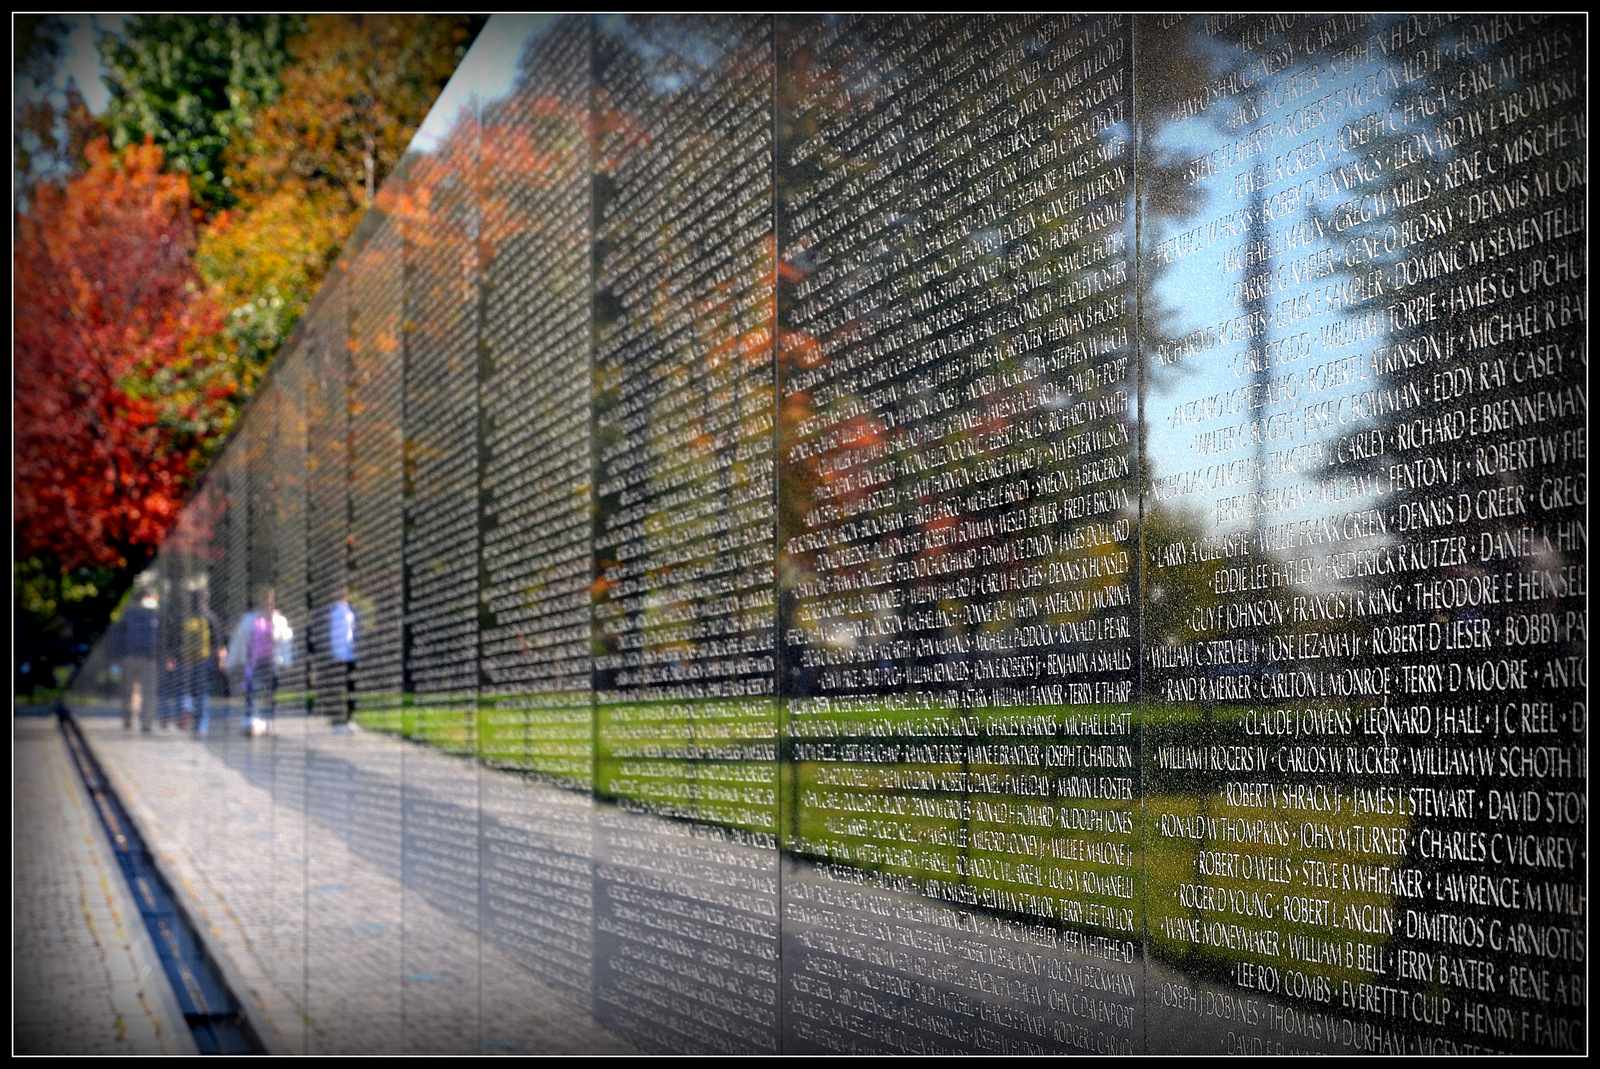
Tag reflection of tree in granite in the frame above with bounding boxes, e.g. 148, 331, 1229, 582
1134, 15, 1586, 1051
1300, 16, 1585, 603
1294, 18, 1587, 1051
389, 132, 485, 751
342, 216, 408, 733
771, 16, 1159, 936
585, 16, 780, 836
778, 17, 1151, 691
591, 16, 777, 700
1133, 13, 1372, 1015
475, 22, 595, 744
373, 23, 609, 776
1132, 14, 1234, 392
1134, 17, 1297, 652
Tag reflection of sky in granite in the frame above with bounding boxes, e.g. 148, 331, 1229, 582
600, 14, 737, 97
411, 15, 559, 153
1144, 54, 1404, 576
417, 14, 751, 156
285, 11, 1422, 630
439, 15, 1419, 584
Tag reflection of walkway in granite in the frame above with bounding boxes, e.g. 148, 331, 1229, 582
13, 715, 196, 1055
72, 708, 1342, 1055
76, 712, 632, 1055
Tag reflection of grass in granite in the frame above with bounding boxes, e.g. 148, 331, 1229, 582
784, 757, 1140, 930
595, 697, 778, 835
1141, 700, 1410, 990
478, 696, 593, 787
409, 695, 478, 754
350, 694, 1403, 997
353, 692, 596, 785
353, 692, 406, 735
1143, 790, 1406, 991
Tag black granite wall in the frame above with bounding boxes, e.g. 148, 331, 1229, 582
75, 14, 1586, 1054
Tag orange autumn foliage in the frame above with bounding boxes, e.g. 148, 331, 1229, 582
14, 138, 231, 570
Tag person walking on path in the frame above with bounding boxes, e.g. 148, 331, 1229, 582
118, 587, 162, 732
327, 588, 358, 731
225, 588, 293, 736
178, 582, 223, 735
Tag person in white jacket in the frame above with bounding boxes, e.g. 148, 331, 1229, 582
225, 588, 293, 736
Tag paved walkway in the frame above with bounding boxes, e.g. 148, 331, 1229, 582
58, 709, 1311, 1055
12, 715, 197, 1055
76, 712, 632, 1055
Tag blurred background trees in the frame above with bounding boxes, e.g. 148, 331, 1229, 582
100, 15, 301, 210
14, 14, 487, 697
201, 15, 486, 396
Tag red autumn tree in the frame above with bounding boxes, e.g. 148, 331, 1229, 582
14, 137, 231, 573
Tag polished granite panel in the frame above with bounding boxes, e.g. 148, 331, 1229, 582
476, 16, 596, 784
589, 16, 781, 1051
76, 14, 1585, 1055
1135, 15, 1586, 1054
399, 126, 483, 713
302, 274, 353, 720
344, 215, 408, 729
774, 15, 1144, 1052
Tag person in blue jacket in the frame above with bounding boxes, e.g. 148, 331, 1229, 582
328, 587, 358, 730
178, 583, 223, 735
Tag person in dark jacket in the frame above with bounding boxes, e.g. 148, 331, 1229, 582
118, 588, 161, 732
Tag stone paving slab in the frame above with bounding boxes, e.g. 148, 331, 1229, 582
12, 716, 197, 1055
76, 712, 633, 1055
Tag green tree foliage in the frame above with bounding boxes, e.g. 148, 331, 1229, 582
15, 558, 133, 702
98, 14, 302, 208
